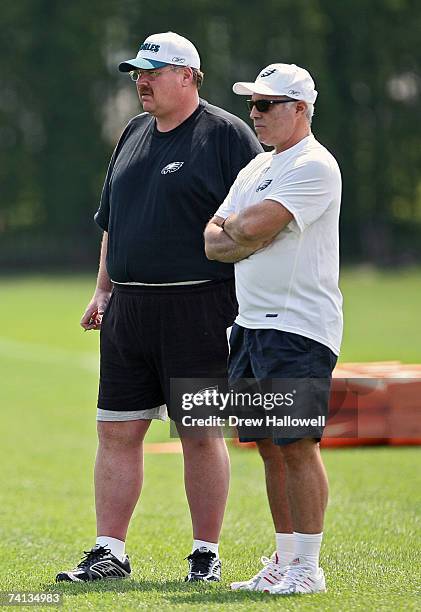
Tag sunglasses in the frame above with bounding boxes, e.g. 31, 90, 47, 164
246, 99, 294, 112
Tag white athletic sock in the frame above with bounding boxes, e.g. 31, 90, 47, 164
192, 539, 219, 557
96, 536, 125, 562
293, 531, 323, 572
275, 532, 295, 566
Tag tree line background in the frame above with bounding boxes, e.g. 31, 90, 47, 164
1, 0, 420, 270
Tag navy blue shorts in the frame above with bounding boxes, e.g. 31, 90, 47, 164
228, 324, 337, 446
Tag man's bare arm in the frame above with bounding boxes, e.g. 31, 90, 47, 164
204, 216, 264, 263
223, 199, 294, 246
80, 232, 113, 330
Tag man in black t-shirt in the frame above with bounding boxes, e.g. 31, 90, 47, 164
56, 32, 262, 584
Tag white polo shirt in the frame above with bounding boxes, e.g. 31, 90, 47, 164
215, 134, 343, 355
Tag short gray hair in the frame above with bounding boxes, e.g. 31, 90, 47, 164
305, 103, 314, 124
287, 100, 314, 124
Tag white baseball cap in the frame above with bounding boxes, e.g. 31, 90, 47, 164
233, 63, 318, 104
119, 31, 201, 72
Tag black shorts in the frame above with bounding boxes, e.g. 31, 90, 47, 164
228, 324, 338, 446
98, 280, 237, 420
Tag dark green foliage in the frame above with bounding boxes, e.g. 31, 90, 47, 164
0, 0, 420, 267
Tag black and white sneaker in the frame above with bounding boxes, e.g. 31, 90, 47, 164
185, 547, 221, 582
55, 545, 131, 582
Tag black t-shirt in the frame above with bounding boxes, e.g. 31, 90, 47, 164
95, 98, 263, 283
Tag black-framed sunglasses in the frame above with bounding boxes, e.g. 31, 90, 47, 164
246, 99, 294, 112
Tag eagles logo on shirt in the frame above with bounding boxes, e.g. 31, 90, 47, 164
256, 179, 273, 192
161, 162, 185, 175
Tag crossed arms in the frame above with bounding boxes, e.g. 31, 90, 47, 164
204, 199, 294, 263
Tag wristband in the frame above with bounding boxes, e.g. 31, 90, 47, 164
221, 217, 227, 231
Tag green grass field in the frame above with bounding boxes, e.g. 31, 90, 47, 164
0, 270, 420, 610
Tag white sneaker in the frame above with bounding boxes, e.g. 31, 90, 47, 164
230, 552, 285, 591
264, 559, 326, 595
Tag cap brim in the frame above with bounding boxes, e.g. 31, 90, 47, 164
232, 82, 280, 95
118, 58, 168, 72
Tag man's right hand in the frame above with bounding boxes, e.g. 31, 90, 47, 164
80, 289, 112, 330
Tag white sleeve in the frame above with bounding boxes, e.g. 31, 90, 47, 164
266, 159, 340, 232
214, 154, 265, 219
214, 181, 238, 219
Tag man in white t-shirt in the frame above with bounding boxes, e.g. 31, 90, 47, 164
204, 63, 342, 596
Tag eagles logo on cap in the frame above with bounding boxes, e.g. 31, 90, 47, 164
232, 63, 318, 104
119, 32, 201, 73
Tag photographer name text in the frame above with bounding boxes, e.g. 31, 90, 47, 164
181, 415, 325, 427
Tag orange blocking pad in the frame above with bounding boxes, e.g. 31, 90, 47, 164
323, 369, 388, 446
231, 362, 421, 449
321, 362, 421, 447
387, 378, 421, 445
